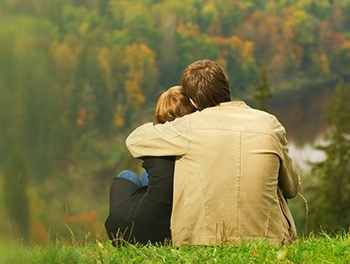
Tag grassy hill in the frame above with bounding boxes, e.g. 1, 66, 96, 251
1, 233, 349, 263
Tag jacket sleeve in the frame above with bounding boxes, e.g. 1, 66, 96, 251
275, 120, 301, 199
126, 116, 190, 158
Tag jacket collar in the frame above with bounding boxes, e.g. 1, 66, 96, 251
219, 101, 249, 108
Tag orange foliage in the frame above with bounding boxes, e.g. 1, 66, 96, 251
269, 53, 288, 72
290, 45, 304, 68
332, 33, 346, 52
204, 36, 213, 44
139, 43, 155, 57
77, 107, 87, 126
342, 42, 350, 58
29, 219, 48, 244
216, 36, 224, 45
64, 210, 100, 231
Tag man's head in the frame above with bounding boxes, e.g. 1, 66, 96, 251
181, 60, 231, 110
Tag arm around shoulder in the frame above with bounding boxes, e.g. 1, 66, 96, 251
126, 118, 190, 158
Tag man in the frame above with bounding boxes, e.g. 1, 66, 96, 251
126, 60, 300, 245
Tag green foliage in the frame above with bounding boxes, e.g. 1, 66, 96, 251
1, 234, 350, 263
253, 68, 272, 111
3, 150, 30, 240
309, 80, 350, 232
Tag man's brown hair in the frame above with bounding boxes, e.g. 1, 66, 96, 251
155, 86, 196, 124
181, 60, 231, 110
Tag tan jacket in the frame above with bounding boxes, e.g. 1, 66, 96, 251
126, 101, 301, 246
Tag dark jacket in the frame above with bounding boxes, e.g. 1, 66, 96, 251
105, 156, 174, 245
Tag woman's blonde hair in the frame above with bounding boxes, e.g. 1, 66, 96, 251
155, 86, 196, 124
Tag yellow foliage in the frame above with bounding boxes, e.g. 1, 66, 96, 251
122, 43, 157, 110
239, 1, 254, 11
282, 20, 295, 43
319, 53, 330, 75
202, 2, 217, 16
78, 22, 89, 36
204, 36, 213, 44
51, 42, 76, 84
216, 56, 227, 72
176, 21, 200, 39
207, 14, 222, 36
124, 79, 146, 109
114, 104, 125, 127
229, 35, 244, 50
98, 47, 113, 93
242, 41, 255, 64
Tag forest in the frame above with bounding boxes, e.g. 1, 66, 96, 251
0, 0, 350, 243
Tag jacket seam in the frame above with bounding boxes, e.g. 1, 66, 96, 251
189, 128, 281, 141
127, 131, 190, 149
236, 131, 242, 236
264, 195, 273, 237
185, 116, 192, 155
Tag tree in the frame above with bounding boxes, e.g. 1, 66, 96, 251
253, 68, 272, 112
308, 79, 350, 232
158, 15, 181, 89
122, 43, 158, 110
4, 150, 30, 240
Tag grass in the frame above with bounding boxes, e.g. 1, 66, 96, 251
1, 234, 349, 263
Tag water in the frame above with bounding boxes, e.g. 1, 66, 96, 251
288, 136, 327, 171
263, 79, 348, 171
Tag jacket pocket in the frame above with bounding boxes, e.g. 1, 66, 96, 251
277, 188, 292, 231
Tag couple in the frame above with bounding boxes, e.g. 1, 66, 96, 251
105, 60, 300, 246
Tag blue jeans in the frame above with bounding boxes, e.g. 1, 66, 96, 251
116, 170, 149, 187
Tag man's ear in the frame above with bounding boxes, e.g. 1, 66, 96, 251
189, 98, 199, 110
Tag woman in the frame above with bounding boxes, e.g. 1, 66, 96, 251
105, 86, 196, 245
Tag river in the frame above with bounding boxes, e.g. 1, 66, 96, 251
261, 78, 349, 171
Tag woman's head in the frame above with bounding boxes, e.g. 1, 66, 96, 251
155, 86, 197, 124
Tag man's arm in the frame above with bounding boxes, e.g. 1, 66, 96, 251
275, 122, 301, 199
126, 116, 191, 158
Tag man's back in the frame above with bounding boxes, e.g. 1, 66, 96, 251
126, 101, 300, 245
